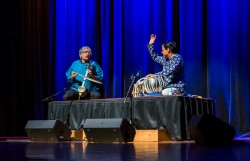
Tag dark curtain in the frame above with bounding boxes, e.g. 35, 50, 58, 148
0, 0, 52, 136
1, 0, 250, 138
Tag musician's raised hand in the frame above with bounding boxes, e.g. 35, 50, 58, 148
149, 34, 156, 45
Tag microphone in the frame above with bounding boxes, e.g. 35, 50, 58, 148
130, 74, 134, 80
130, 71, 140, 80
136, 71, 141, 77
64, 87, 71, 91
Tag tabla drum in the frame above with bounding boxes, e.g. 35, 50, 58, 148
132, 75, 164, 97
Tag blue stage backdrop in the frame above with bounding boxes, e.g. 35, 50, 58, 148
49, 0, 250, 137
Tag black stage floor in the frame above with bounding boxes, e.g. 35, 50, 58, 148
1, 137, 250, 161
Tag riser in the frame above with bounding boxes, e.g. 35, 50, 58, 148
71, 129, 171, 142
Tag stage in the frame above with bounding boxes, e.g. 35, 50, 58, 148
0, 138, 249, 161
47, 96, 215, 141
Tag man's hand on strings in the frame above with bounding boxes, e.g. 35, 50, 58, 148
71, 71, 77, 80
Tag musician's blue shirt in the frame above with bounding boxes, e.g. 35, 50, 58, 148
65, 60, 103, 92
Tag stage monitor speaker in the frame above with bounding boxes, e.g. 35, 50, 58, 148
83, 118, 136, 143
25, 120, 71, 142
188, 114, 236, 145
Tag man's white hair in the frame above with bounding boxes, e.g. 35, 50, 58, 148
79, 46, 92, 55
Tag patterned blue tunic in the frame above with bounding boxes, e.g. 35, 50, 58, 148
147, 44, 185, 93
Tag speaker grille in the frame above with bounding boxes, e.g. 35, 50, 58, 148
83, 118, 136, 143
188, 114, 236, 145
25, 120, 71, 142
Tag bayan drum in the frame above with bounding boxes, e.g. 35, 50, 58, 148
132, 75, 164, 97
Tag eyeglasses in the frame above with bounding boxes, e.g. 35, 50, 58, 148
81, 51, 91, 55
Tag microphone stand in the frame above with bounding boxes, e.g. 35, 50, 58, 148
65, 99, 74, 128
124, 72, 140, 126
43, 87, 70, 102
42, 87, 70, 120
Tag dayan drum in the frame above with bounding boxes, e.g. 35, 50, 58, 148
132, 75, 164, 97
